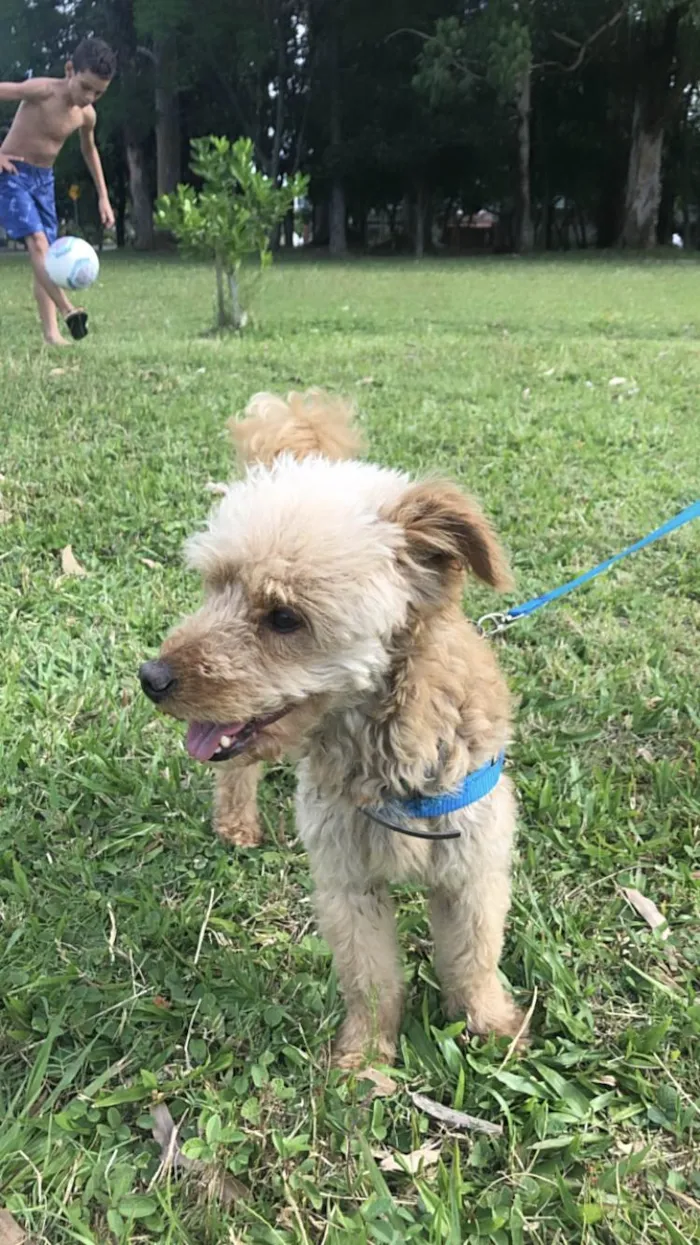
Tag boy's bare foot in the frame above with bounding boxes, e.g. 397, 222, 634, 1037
44, 333, 71, 346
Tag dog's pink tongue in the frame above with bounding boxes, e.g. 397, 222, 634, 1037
185, 721, 241, 762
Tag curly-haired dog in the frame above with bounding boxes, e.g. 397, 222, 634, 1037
139, 395, 525, 1066
211, 390, 364, 847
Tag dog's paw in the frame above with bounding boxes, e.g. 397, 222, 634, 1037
214, 814, 263, 848
468, 997, 529, 1045
446, 979, 530, 1046
331, 1048, 369, 1071
331, 1021, 396, 1071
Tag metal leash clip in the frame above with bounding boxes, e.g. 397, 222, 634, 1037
475, 611, 517, 639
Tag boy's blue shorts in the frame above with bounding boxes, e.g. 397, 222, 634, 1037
0, 160, 58, 244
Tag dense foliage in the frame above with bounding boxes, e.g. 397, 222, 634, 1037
2, 0, 700, 251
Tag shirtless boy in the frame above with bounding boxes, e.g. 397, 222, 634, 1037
0, 37, 116, 345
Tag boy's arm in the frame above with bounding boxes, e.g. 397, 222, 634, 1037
0, 77, 52, 102
79, 107, 115, 229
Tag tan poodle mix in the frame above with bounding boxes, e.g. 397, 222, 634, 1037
139, 390, 525, 1066
215, 389, 364, 848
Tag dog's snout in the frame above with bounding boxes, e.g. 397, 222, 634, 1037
139, 659, 177, 703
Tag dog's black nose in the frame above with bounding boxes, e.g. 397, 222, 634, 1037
139, 659, 177, 703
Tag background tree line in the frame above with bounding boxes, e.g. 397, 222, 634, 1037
2, 0, 700, 254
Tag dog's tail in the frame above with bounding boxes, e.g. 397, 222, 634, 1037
229, 389, 364, 469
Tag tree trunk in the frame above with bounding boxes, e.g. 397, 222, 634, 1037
327, 11, 346, 256
441, 198, 454, 247
114, 157, 127, 249
575, 203, 587, 248
544, 199, 553, 251
329, 183, 346, 255
657, 159, 674, 244
424, 198, 434, 254
125, 136, 153, 250
214, 257, 246, 331
313, 198, 329, 246
515, 65, 534, 253
619, 6, 684, 249
283, 209, 294, 248
414, 183, 425, 259
620, 105, 664, 248
681, 111, 692, 246
155, 32, 181, 197
269, 13, 286, 185
215, 255, 227, 328
228, 269, 243, 329
388, 202, 397, 246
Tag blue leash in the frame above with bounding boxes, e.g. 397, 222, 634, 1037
478, 499, 700, 637
366, 499, 699, 838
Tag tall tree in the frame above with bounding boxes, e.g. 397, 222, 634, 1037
131, 0, 191, 197
86, 0, 156, 248
619, 1, 700, 247
415, 1, 628, 252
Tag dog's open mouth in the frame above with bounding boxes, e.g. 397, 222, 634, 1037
185, 708, 290, 763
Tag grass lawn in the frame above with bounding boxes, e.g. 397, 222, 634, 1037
1, 251, 699, 1244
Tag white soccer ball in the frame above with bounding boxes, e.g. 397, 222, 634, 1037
45, 236, 100, 291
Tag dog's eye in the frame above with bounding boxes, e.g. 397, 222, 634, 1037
266, 607, 303, 634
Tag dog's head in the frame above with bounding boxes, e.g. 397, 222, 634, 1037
139, 457, 511, 764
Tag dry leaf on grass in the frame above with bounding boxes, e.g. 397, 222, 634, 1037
150, 1103, 248, 1206
620, 887, 670, 939
357, 1066, 398, 1098
140, 557, 160, 569
49, 367, 66, 377
375, 1144, 442, 1174
0, 1210, 26, 1245
0, 510, 11, 524
204, 481, 228, 496
61, 545, 87, 577
411, 1092, 503, 1136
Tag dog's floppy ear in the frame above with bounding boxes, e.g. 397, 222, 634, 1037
388, 480, 512, 593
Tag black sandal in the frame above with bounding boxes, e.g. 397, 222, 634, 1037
65, 310, 89, 341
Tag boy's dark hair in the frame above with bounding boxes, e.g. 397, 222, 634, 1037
72, 37, 117, 79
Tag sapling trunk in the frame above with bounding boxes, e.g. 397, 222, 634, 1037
215, 254, 227, 328
228, 268, 243, 329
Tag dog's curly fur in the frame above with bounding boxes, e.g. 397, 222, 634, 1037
142, 391, 525, 1065
230, 388, 365, 470
212, 390, 364, 846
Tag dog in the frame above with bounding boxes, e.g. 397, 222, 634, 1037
210, 390, 364, 847
139, 391, 525, 1066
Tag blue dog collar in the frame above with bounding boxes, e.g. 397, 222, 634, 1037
361, 751, 506, 840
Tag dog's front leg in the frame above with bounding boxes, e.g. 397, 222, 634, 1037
429, 794, 526, 1041
430, 880, 524, 1039
314, 883, 403, 1069
213, 759, 263, 847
